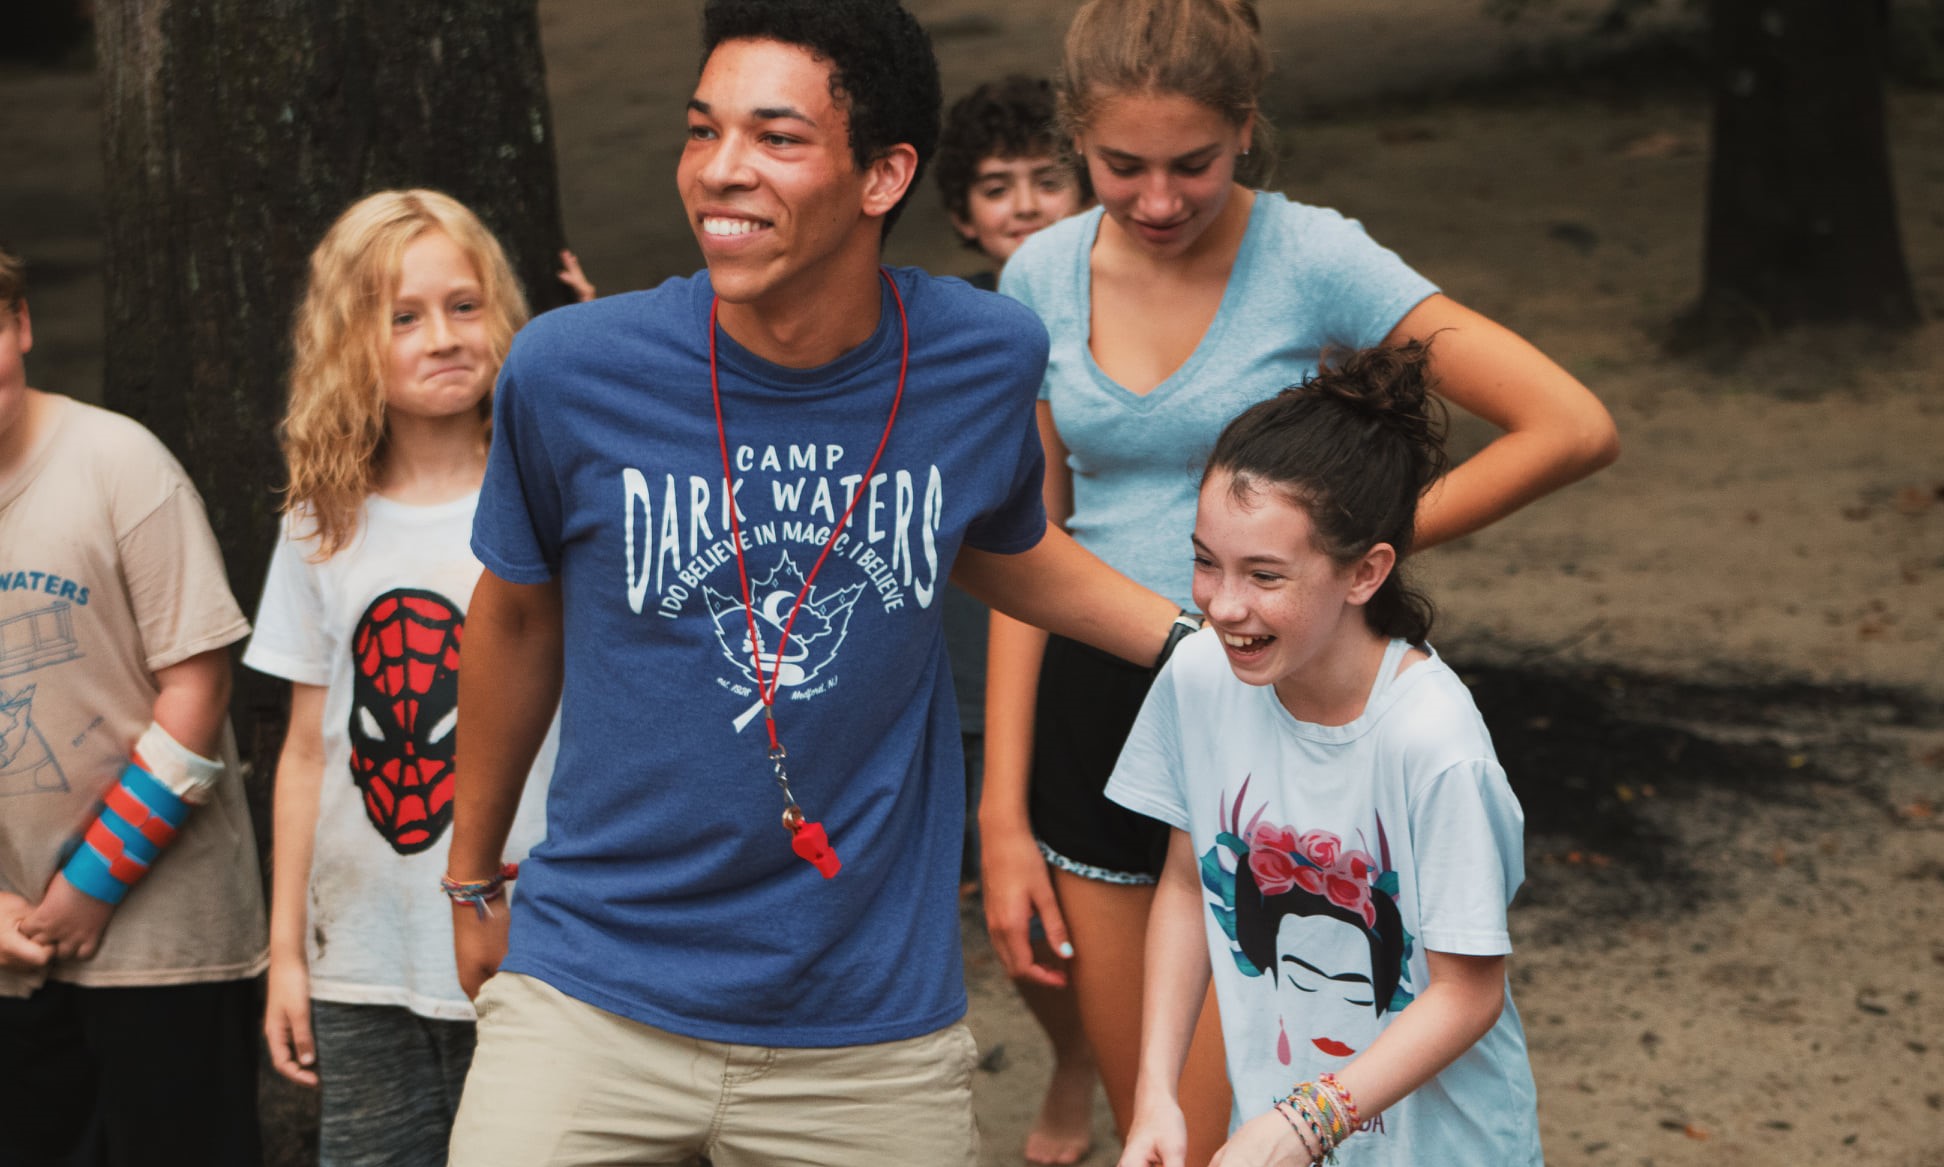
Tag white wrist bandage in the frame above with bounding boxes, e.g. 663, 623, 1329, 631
133, 721, 223, 805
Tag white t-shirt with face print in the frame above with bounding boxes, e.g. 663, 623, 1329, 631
1108, 632, 1542, 1166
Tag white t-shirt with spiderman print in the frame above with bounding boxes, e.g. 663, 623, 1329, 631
1107, 633, 1542, 1166
245, 493, 554, 1021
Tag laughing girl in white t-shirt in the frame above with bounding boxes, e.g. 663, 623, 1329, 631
1108, 342, 1542, 1167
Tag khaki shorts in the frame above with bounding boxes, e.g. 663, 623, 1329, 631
448, 972, 979, 1167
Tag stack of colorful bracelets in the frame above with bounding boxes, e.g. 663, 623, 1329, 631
1272, 1071, 1360, 1165
439, 863, 519, 919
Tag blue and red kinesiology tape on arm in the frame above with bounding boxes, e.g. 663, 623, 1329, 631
60, 723, 221, 905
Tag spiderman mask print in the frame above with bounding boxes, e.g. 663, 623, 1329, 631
349, 588, 464, 854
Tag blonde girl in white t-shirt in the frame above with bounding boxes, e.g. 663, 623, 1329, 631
245, 190, 551, 1167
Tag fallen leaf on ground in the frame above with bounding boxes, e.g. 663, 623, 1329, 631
1894, 485, 1933, 515
1619, 130, 1693, 158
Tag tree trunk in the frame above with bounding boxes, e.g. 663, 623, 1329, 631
93, 0, 569, 800
1686, 0, 1920, 341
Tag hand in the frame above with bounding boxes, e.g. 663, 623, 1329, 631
18, 873, 115, 960
979, 821, 1072, 988
453, 900, 511, 1001
1208, 1107, 1314, 1167
1116, 1097, 1188, 1167
557, 249, 597, 302
264, 954, 318, 1086
0, 892, 52, 971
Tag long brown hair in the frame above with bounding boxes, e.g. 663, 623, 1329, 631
281, 190, 527, 558
1060, 0, 1274, 186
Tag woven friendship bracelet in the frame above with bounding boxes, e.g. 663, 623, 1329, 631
1272, 1101, 1325, 1165
1295, 1093, 1337, 1164
1282, 1081, 1358, 1164
1318, 1072, 1360, 1125
440, 863, 519, 920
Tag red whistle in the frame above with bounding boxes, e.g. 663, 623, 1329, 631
790, 820, 842, 879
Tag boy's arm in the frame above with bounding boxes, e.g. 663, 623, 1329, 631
1116, 829, 1212, 1167
19, 647, 232, 960
264, 682, 327, 1087
449, 570, 563, 1000
953, 524, 1177, 668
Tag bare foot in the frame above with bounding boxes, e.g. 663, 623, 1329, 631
1023, 1056, 1095, 1165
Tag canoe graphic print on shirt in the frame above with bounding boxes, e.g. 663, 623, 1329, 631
704, 552, 866, 732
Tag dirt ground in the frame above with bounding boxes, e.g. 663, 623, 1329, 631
3, 1, 1939, 1164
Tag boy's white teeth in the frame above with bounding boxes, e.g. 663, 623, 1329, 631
1223, 632, 1271, 648
704, 217, 764, 236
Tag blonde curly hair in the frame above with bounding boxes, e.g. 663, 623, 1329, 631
282, 189, 528, 558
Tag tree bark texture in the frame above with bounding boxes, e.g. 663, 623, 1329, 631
1695, 0, 1919, 335
94, 0, 569, 765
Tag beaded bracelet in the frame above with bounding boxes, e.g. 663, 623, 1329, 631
1272, 1102, 1324, 1166
440, 863, 519, 919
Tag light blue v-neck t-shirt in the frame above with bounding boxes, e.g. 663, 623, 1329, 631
999, 193, 1438, 607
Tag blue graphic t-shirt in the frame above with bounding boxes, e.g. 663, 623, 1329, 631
473, 267, 1048, 1046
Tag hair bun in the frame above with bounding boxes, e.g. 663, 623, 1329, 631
1307, 340, 1447, 479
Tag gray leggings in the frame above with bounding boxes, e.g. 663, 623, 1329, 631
311, 1000, 477, 1167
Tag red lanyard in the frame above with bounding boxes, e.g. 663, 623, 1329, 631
707, 267, 910, 878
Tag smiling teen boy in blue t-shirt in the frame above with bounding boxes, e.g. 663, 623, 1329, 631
444, 3, 1183, 1165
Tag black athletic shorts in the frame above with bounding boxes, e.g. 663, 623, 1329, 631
1027, 633, 1171, 882
0, 977, 261, 1167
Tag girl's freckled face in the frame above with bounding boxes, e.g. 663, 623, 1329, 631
1190, 471, 1362, 697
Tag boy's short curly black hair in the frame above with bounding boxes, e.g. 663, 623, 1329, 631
934, 75, 1090, 243
702, 0, 940, 238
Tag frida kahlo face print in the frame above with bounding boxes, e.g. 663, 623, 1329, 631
1203, 776, 1416, 1063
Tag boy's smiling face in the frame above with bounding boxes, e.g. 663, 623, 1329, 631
680, 37, 878, 310
953, 153, 1086, 264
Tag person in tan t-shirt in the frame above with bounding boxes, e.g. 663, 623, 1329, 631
0, 245, 266, 1166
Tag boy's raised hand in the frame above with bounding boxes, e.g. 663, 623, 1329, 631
18, 872, 116, 961
0, 891, 53, 971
